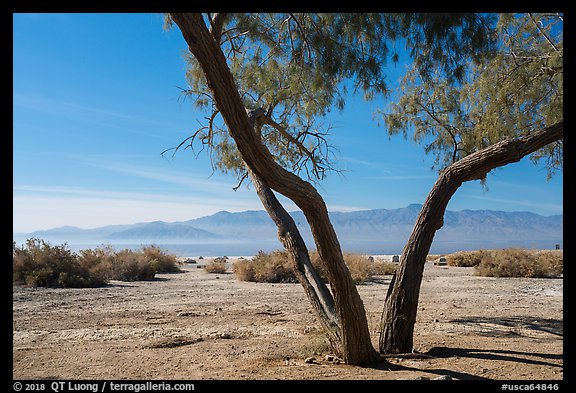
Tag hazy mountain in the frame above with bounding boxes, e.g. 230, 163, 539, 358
17, 205, 563, 255
106, 221, 222, 241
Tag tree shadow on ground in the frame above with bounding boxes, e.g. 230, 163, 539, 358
369, 356, 490, 380
426, 346, 562, 368
449, 315, 563, 337
367, 354, 488, 380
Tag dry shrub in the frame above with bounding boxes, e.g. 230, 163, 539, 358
204, 257, 228, 274
140, 245, 182, 273
231, 258, 255, 281
13, 238, 106, 288
371, 260, 397, 276
535, 250, 563, 275
446, 250, 487, 267
77, 244, 115, 283
233, 250, 391, 284
342, 253, 373, 284
232, 250, 296, 283
79, 245, 165, 281
108, 249, 156, 281
474, 248, 563, 278
14, 239, 185, 287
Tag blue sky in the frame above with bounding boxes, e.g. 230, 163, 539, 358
12, 13, 563, 233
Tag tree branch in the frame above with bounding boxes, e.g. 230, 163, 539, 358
529, 13, 560, 54
209, 13, 227, 42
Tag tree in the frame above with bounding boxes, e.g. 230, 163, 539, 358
167, 12, 385, 365
164, 13, 562, 363
378, 12, 563, 353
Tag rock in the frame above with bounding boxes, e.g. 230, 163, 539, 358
433, 375, 453, 380
324, 354, 342, 363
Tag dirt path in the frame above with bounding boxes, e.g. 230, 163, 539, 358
13, 261, 563, 380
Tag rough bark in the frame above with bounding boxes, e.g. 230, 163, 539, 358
246, 167, 343, 349
170, 13, 378, 365
379, 121, 563, 354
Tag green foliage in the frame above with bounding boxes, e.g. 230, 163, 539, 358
171, 13, 496, 185
382, 13, 563, 178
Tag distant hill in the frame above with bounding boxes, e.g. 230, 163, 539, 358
19, 205, 563, 255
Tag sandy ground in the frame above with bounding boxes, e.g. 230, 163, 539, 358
13, 259, 563, 381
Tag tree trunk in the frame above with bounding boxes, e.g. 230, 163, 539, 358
170, 13, 379, 365
379, 122, 563, 354
246, 167, 343, 350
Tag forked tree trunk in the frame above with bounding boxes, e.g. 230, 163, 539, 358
247, 167, 343, 350
170, 13, 379, 365
379, 122, 563, 354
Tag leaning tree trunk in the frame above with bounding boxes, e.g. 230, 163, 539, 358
170, 13, 379, 365
379, 122, 563, 354
247, 167, 343, 350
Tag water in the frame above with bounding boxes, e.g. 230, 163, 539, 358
13, 235, 556, 259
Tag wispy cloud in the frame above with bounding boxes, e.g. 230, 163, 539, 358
13, 92, 187, 139
459, 194, 563, 214
85, 161, 234, 192
363, 175, 436, 181
13, 183, 264, 233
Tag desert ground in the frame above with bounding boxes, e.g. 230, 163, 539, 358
13, 258, 563, 381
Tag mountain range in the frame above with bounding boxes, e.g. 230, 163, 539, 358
16, 204, 563, 256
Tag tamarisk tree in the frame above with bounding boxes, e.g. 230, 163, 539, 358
164, 13, 562, 363
379, 12, 563, 353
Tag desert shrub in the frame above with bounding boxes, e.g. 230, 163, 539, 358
342, 253, 373, 284
232, 250, 297, 283
474, 248, 563, 278
140, 245, 181, 273
446, 250, 487, 267
371, 260, 397, 276
77, 245, 114, 283
232, 258, 256, 281
233, 250, 391, 284
107, 249, 156, 281
78, 245, 160, 281
13, 238, 106, 288
534, 250, 563, 275
80, 244, 182, 280
204, 257, 228, 274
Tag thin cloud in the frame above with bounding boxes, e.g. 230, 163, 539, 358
13, 187, 263, 233
84, 161, 238, 192
13, 92, 187, 139
459, 194, 563, 214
